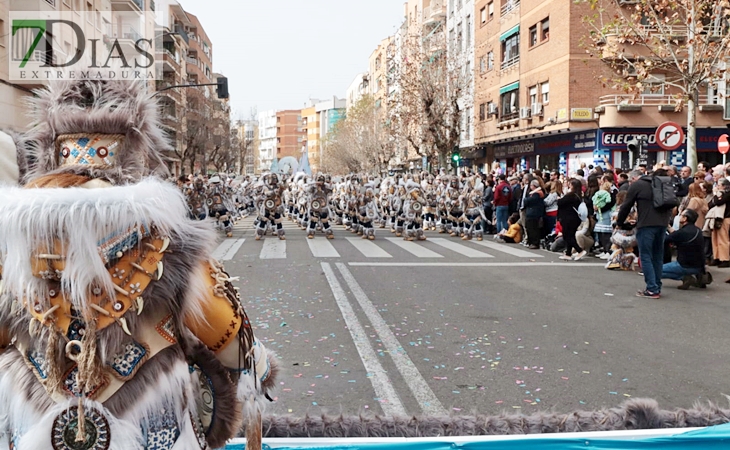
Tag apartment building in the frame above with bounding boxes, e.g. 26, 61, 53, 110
155, 0, 189, 176
257, 109, 277, 172
275, 109, 304, 160
473, 0, 729, 175
369, 37, 391, 108
301, 101, 319, 173
346, 72, 369, 111
236, 119, 257, 175
183, 11, 212, 85
447, 0, 475, 161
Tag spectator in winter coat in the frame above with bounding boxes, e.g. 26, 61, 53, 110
557, 178, 586, 261
493, 175, 512, 233
523, 179, 546, 249
616, 168, 674, 299
663, 208, 707, 289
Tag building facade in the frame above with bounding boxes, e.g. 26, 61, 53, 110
346, 72, 369, 111
369, 37, 392, 108
301, 101, 320, 173
236, 119, 258, 176
315, 97, 346, 173
473, 0, 729, 175
257, 109, 277, 172
447, 0, 475, 159
276, 109, 304, 160
184, 12, 213, 85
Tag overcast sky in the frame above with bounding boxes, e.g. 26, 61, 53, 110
178, 0, 406, 120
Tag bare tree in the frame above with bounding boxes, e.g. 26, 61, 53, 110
321, 95, 394, 175
390, 26, 471, 171
581, 0, 730, 169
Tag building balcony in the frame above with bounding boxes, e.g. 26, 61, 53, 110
423, 2, 446, 25
160, 49, 181, 73
111, 0, 144, 13
186, 56, 199, 68
596, 94, 722, 112
500, 54, 519, 71
501, 0, 520, 17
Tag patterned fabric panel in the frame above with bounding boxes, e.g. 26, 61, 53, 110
145, 409, 180, 450
110, 341, 148, 379
27, 349, 49, 380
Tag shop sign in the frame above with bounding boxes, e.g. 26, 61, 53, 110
494, 141, 535, 158
570, 108, 594, 121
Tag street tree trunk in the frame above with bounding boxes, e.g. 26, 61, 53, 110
686, 94, 697, 171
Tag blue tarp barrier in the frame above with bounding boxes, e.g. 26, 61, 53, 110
226, 423, 730, 450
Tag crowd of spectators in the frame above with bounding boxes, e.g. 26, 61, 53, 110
474, 159, 730, 298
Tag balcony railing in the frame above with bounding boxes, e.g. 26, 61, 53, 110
599, 94, 720, 106
186, 56, 199, 67
500, 54, 520, 70
501, 0, 520, 17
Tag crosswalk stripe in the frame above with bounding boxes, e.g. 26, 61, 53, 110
221, 238, 245, 260
212, 239, 243, 261
471, 240, 544, 258
260, 239, 287, 259
429, 238, 493, 258
346, 238, 393, 258
308, 238, 340, 258
385, 238, 443, 258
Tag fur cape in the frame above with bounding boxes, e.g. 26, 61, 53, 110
259, 399, 730, 438
16, 80, 171, 185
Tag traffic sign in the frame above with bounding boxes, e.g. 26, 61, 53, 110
655, 121, 684, 151
718, 134, 729, 155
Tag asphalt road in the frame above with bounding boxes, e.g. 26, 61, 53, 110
216, 215, 730, 418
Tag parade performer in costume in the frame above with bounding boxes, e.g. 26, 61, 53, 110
207, 175, 235, 237
403, 179, 427, 241
305, 174, 334, 240
255, 173, 286, 241
357, 184, 379, 240
184, 178, 208, 221
0, 80, 277, 450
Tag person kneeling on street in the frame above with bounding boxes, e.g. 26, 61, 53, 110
496, 213, 523, 244
662, 208, 711, 290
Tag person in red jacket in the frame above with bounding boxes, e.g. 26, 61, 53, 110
493, 174, 512, 233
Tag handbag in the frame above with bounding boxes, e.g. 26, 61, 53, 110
704, 204, 726, 232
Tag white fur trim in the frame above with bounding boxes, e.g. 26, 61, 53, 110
0, 132, 19, 187
0, 178, 191, 316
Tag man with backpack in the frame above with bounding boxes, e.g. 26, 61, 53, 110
616, 168, 676, 299
493, 174, 512, 233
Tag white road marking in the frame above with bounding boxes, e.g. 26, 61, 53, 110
348, 262, 605, 267
336, 263, 447, 416
308, 238, 340, 258
346, 238, 393, 258
385, 238, 443, 258
221, 239, 245, 261
321, 263, 406, 416
471, 240, 545, 258
429, 238, 493, 258
212, 239, 241, 261
260, 239, 287, 259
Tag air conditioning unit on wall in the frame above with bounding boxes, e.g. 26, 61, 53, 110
531, 103, 544, 116
488, 103, 498, 115
519, 106, 531, 119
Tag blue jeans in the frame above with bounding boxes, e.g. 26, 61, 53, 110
636, 226, 666, 293
661, 261, 702, 280
496, 205, 509, 233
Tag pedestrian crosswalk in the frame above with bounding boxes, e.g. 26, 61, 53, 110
213, 233, 546, 262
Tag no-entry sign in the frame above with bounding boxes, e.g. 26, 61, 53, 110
718, 134, 729, 155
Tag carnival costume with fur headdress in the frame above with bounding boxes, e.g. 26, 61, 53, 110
305, 174, 334, 240
0, 80, 277, 450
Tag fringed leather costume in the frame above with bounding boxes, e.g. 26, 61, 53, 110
0, 80, 277, 450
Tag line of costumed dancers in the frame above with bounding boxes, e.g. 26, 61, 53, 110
182, 171, 491, 242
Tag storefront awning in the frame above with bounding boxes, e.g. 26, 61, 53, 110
499, 81, 519, 94
500, 25, 520, 41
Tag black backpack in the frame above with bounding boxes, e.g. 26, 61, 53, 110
646, 175, 678, 210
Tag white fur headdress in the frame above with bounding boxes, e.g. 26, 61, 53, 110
18, 80, 171, 184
